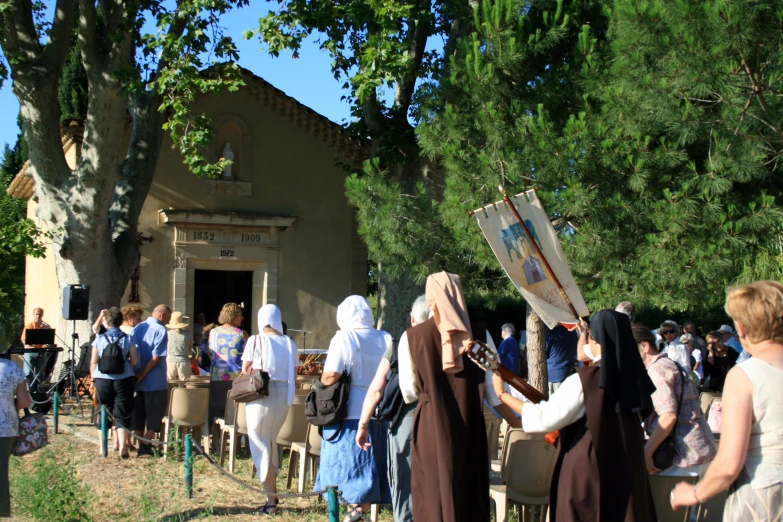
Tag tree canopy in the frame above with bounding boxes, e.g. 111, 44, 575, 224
420, 0, 783, 326
0, 0, 251, 327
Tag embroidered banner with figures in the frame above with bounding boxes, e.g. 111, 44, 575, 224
474, 189, 589, 329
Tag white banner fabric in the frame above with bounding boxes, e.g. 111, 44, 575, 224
475, 190, 589, 329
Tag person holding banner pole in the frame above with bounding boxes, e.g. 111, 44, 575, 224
493, 310, 657, 521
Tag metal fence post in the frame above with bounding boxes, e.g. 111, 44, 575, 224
327, 485, 339, 522
184, 434, 193, 498
100, 405, 108, 458
52, 392, 59, 434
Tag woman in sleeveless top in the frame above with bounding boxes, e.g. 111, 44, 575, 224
493, 310, 657, 521
208, 303, 247, 424
241, 304, 297, 515
671, 281, 783, 521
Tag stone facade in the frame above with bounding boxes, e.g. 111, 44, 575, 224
11, 69, 368, 350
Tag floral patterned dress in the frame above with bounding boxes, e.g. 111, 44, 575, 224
0, 359, 25, 438
644, 354, 716, 467
208, 326, 246, 382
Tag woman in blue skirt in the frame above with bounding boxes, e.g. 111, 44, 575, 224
315, 296, 393, 521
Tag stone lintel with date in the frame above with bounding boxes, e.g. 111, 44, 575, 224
158, 209, 296, 248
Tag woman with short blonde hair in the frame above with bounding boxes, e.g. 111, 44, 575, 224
218, 303, 243, 327
671, 281, 783, 520
208, 303, 248, 424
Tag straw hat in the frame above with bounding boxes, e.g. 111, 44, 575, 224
167, 311, 190, 329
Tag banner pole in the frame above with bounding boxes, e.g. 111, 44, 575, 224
497, 185, 581, 320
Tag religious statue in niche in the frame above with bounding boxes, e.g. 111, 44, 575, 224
221, 142, 235, 180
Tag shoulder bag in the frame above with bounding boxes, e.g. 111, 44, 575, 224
13, 409, 49, 456
652, 360, 685, 470
304, 373, 351, 441
304, 333, 357, 440
230, 335, 270, 403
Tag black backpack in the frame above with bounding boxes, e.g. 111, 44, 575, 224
375, 358, 406, 427
98, 333, 126, 374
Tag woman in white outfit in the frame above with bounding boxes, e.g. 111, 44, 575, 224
241, 304, 298, 515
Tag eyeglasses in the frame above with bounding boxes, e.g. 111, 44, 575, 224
662, 329, 677, 335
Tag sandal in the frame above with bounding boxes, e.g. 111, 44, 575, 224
255, 503, 277, 516
343, 509, 364, 522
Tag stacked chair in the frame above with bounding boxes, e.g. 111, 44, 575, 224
218, 399, 248, 473
276, 403, 308, 466
162, 386, 209, 458
286, 422, 323, 493
489, 430, 557, 522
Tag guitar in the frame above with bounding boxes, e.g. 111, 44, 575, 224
467, 340, 559, 445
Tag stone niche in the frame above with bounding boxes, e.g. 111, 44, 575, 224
211, 113, 253, 196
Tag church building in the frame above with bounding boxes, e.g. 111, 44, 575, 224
7, 67, 369, 350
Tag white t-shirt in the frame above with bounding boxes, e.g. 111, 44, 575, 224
692, 349, 704, 379
242, 334, 294, 382
663, 341, 691, 371
323, 328, 392, 419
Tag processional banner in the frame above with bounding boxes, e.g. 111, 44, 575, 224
474, 189, 589, 329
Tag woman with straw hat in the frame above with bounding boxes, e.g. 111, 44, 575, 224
166, 311, 192, 380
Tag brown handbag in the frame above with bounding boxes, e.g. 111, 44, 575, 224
230, 369, 270, 403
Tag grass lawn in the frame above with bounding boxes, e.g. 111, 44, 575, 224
8, 410, 397, 522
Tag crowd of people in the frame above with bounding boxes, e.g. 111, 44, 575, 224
1, 276, 781, 521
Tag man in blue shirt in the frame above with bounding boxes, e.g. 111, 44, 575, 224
131, 304, 171, 456
545, 325, 578, 396
497, 323, 521, 374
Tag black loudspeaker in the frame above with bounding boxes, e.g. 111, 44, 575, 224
62, 284, 90, 320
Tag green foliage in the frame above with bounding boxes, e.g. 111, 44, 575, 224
252, 0, 465, 285
10, 446, 93, 522
0, 128, 47, 339
422, 0, 783, 325
57, 37, 88, 124
143, 1, 249, 178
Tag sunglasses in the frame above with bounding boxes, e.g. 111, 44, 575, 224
662, 329, 677, 335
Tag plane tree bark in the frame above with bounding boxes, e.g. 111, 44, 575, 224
0, 0, 247, 336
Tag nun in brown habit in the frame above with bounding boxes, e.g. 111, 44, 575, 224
400, 272, 490, 522
493, 309, 657, 521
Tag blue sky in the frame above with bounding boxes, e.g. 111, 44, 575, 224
0, 3, 354, 151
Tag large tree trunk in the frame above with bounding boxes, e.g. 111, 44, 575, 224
375, 263, 424, 340
526, 305, 548, 397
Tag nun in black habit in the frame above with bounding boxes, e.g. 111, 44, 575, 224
492, 309, 658, 521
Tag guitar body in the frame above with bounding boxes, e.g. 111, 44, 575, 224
467, 341, 559, 445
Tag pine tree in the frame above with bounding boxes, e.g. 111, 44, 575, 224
57, 36, 88, 124
422, 0, 783, 328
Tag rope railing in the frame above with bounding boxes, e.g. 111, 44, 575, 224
70, 404, 366, 520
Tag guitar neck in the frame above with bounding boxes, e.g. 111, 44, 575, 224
494, 365, 547, 404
